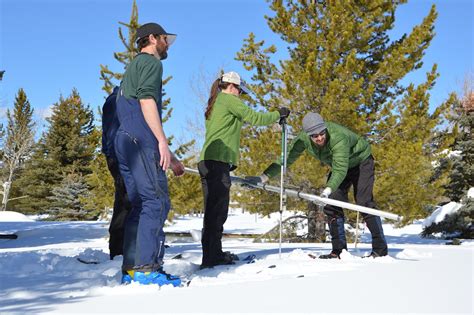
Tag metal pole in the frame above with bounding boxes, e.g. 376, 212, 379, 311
354, 210, 360, 249
183, 167, 402, 222
279, 120, 288, 259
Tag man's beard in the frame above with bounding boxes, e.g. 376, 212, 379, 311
158, 50, 168, 60
315, 138, 326, 147
156, 43, 168, 60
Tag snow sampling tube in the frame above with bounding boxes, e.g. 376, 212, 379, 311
184, 167, 402, 222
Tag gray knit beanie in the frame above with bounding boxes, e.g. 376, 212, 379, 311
302, 113, 326, 135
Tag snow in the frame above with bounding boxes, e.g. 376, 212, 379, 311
164, 208, 296, 235
0, 210, 473, 314
439, 149, 462, 158
421, 188, 473, 230
0, 211, 34, 222
422, 202, 463, 228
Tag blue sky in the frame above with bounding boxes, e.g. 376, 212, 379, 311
1, 0, 472, 148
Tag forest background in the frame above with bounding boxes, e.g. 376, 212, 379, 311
0, 0, 472, 236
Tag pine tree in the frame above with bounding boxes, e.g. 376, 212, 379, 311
99, 1, 139, 95
373, 68, 456, 222
0, 123, 5, 163
421, 199, 473, 239
83, 127, 114, 216
167, 155, 203, 219
234, 0, 453, 226
445, 87, 473, 201
0, 70, 4, 168
0, 123, 5, 202
1, 88, 35, 211
48, 173, 94, 220
422, 76, 474, 239
44, 89, 95, 174
14, 89, 95, 217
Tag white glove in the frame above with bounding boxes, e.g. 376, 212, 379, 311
320, 187, 332, 198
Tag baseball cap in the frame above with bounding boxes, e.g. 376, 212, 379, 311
221, 71, 250, 94
136, 23, 176, 46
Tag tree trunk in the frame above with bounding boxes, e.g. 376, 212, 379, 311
307, 201, 326, 242
1, 180, 11, 211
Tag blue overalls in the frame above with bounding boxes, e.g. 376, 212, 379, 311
114, 88, 170, 271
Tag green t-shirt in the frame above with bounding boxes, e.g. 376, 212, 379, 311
200, 92, 280, 166
264, 122, 372, 191
121, 53, 163, 104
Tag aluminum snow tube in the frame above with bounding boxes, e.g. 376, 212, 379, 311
183, 167, 402, 222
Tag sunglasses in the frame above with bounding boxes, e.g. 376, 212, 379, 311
154, 34, 176, 46
232, 84, 244, 95
310, 130, 326, 139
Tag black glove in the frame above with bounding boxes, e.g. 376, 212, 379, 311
245, 176, 262, 186
278, 107, 290, 124
243, 175, 269, 188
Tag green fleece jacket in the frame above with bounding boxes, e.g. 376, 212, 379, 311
200, 92, 280, 166
264, 122, 371, 191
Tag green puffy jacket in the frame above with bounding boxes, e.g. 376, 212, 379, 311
200, 92, 280, 166
264, 121, 371, 191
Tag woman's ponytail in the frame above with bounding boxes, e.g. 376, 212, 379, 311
205, 78, 222, 120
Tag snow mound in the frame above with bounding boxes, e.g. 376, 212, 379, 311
422, 202, 462, 228
77, 248, 110, 263
339, 249, 360, 260
396, 249, 432, 259
0, 211, 35, 222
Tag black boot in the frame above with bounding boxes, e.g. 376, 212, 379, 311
363, 251, 386, 258
222, 251, 239, 261
200, 251, 237, 269
318, 250, 341, 259
328, 217, 347, 253
364, 216, 388, 256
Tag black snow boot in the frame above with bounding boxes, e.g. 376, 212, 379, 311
364, 216, 388, 256
200, 251, 237, 269
318, 250, 341, 259
328, 217, 347, 253
222, 251, 239, 261
363, 251, 387, 258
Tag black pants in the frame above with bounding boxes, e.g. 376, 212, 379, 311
198, 160, 232, 266
106, 155, 132, 260
323, 156, 388, 256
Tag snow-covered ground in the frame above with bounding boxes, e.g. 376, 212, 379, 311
0, 210, 472, 314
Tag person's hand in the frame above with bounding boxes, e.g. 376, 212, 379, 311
244, 174, 269, 187
320, 187, 332, 199
158, 141, 171, 171
278, 107, 290, 125
170, 157, 185, 177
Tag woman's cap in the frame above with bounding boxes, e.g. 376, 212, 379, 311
221, 71, 250, 94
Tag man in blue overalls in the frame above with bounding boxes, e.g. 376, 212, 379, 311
114, 22, 183, 286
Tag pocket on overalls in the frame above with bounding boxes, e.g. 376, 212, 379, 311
152, 151, 168, 200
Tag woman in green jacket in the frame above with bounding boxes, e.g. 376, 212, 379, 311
198, 71, 289, 269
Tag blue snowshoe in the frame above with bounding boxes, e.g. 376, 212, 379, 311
133, 269, 181, 287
